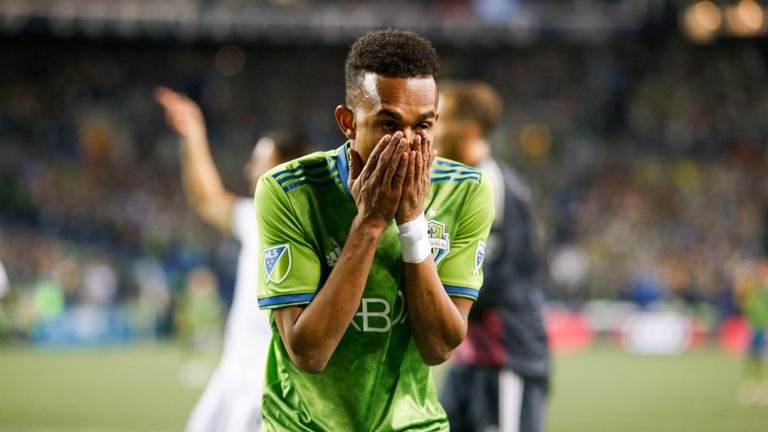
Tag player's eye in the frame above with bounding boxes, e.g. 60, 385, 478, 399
418, 123, 432, 131
380, 121, 396, 131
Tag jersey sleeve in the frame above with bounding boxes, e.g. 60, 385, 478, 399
438, 174, 495, 301
255, 175, 322, 310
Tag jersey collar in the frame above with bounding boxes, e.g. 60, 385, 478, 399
336, 141, 354, 201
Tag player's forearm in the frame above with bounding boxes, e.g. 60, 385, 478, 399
403, 260, 468, 365
281, 217, 384, 373
178, 137, 236, 233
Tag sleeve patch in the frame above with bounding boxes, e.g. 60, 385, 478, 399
263, 244, 292, 284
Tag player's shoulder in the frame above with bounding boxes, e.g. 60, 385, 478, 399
263, 147, 341, 194
429, 157, 492, 216
430, 156, 483, 185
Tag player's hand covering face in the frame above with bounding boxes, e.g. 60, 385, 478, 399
395, 131, 436, 224
341, 74, 439, 226
348, 132, 410, 229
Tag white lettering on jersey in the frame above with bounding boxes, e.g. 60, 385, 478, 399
350, 290, 408, 333
326, 246, 342, 267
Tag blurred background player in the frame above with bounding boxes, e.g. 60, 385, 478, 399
734, 260, 768, 406
0, 258, 7, 302
436, 81, 550, 432
154, 87, 310, 432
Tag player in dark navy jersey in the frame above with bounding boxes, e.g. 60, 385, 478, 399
436, 81, 551, 432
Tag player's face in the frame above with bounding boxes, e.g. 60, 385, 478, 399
244, 137, 279, 191
351, 73, 438, 162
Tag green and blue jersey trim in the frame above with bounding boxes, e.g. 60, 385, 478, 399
258, 286, 474, 309
444, 285, 479, 300
272, 158, 333, 178
272, 156, 341, 192
430, 159, 481, 183
258, 292, 316, 308
433, 159, 481, 171
337, 143, 354, 200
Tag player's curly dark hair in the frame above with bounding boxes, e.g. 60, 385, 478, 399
345, 28, 440, 106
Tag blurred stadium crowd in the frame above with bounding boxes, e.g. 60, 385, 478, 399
1, 32, 767, 346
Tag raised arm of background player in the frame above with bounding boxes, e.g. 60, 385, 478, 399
397, 133, 473, 365
154, 86, 236, 234
270, 133, 410, 374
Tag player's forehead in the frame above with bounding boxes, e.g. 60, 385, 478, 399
359, 73, 438, 119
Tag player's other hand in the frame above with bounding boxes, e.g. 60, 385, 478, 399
395, 132, 436, 224
153, 86, 206, 144
349, 132, 410, 231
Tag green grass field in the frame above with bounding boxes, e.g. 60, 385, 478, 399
0, 344, 765, 432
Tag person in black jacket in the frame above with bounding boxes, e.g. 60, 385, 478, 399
436, 81, 550, 432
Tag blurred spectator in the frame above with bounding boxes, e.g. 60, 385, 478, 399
175, 266, 223, 353
0, 259, 9, 341
0, 259, 7, 299
130, 257, 172, 340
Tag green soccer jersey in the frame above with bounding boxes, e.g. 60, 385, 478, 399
255, 142, 494, 432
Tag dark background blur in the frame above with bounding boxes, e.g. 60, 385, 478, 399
1, 0, 767, 430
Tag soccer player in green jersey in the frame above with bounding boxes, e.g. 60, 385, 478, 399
735, 261, 768, 405
255, 29, 495, 431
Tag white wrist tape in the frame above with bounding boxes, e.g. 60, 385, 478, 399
396, 214, 431, 263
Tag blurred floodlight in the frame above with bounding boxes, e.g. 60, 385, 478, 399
520, 122, 551, 157
681, 1, 721, 43
725, 0, 765, 37
738, 0, 764, 29
694, 1, 722, 31
214, 45, 246, 77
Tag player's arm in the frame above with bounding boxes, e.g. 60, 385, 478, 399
398, 134, 494, 365
403, 261, 474, 365
268, 133, 410, 374
395, 133, 469, 364
154, 86, 236, 234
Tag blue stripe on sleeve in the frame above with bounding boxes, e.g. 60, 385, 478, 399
258, 292, 316, 308
276, 172, 306, 185
271, 165, 304, 179
443, 285, 479, 300
281, 172, 340, 192
277, 166, 338, 185
304, 157, 333, 170
431, 175, 481, 183
272, 158, 333, 182
431, 168, 481, 175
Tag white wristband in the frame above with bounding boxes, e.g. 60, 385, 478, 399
396, 214, 431, 263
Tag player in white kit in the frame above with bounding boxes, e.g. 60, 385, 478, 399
155, 87, 310, 432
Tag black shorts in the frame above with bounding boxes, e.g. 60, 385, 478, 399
439, 364, 547, 432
